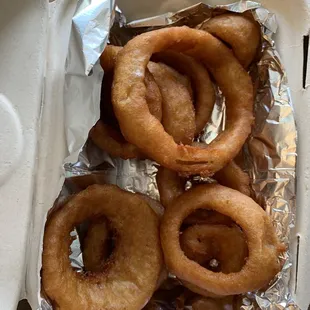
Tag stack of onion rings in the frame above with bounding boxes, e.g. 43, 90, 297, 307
42, 13, 286, 309
94, 21, 258, 175
91, 45, 198, 159
112, 26, 254, 176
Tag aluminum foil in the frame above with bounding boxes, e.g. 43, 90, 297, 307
40, 1, 298, 309
63, 0, 115, 163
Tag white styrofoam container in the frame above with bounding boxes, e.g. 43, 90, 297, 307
0, 0, 309, 309
0, 0, 48, 309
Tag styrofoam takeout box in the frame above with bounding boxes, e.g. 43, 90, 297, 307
0, 0, 309, 309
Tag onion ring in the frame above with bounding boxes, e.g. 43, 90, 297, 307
153, 51, 215, 135
160, 184, 284, 296
199, 14, 261, 68
112, 26, 254, 176
92, 45, 196, 158
148, 61, 196, 144
42, 184, 163, 310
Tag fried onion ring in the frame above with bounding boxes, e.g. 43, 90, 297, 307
112, 27, 254, 176
42, 184, 163, 310
199, 14, 261, 68
153, 51, 216, 135
160, 184, 284, 296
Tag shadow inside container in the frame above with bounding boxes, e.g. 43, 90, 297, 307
303, 35, 309, 89
17, 299, 31, 310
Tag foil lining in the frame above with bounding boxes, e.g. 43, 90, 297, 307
64, 0, 114, 162
40, 1, 298, 309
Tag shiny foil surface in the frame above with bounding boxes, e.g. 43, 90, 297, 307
41, 1, 298, 309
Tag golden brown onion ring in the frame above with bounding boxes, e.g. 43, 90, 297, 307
100, 63, 162, 126
112, 27, 254, 176
160, 184, 284, 296
153, 51, 216, 136
199, 14, 261, 68
42, 184, 163, 310
148, 62, 196, 144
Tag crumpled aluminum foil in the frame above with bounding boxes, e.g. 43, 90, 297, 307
40, 1, 298, 309
63, 0, 114, 163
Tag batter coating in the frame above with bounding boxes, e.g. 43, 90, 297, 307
148, 61, 195, 145
153, 51, 215, 135
199, 14, 261, 68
